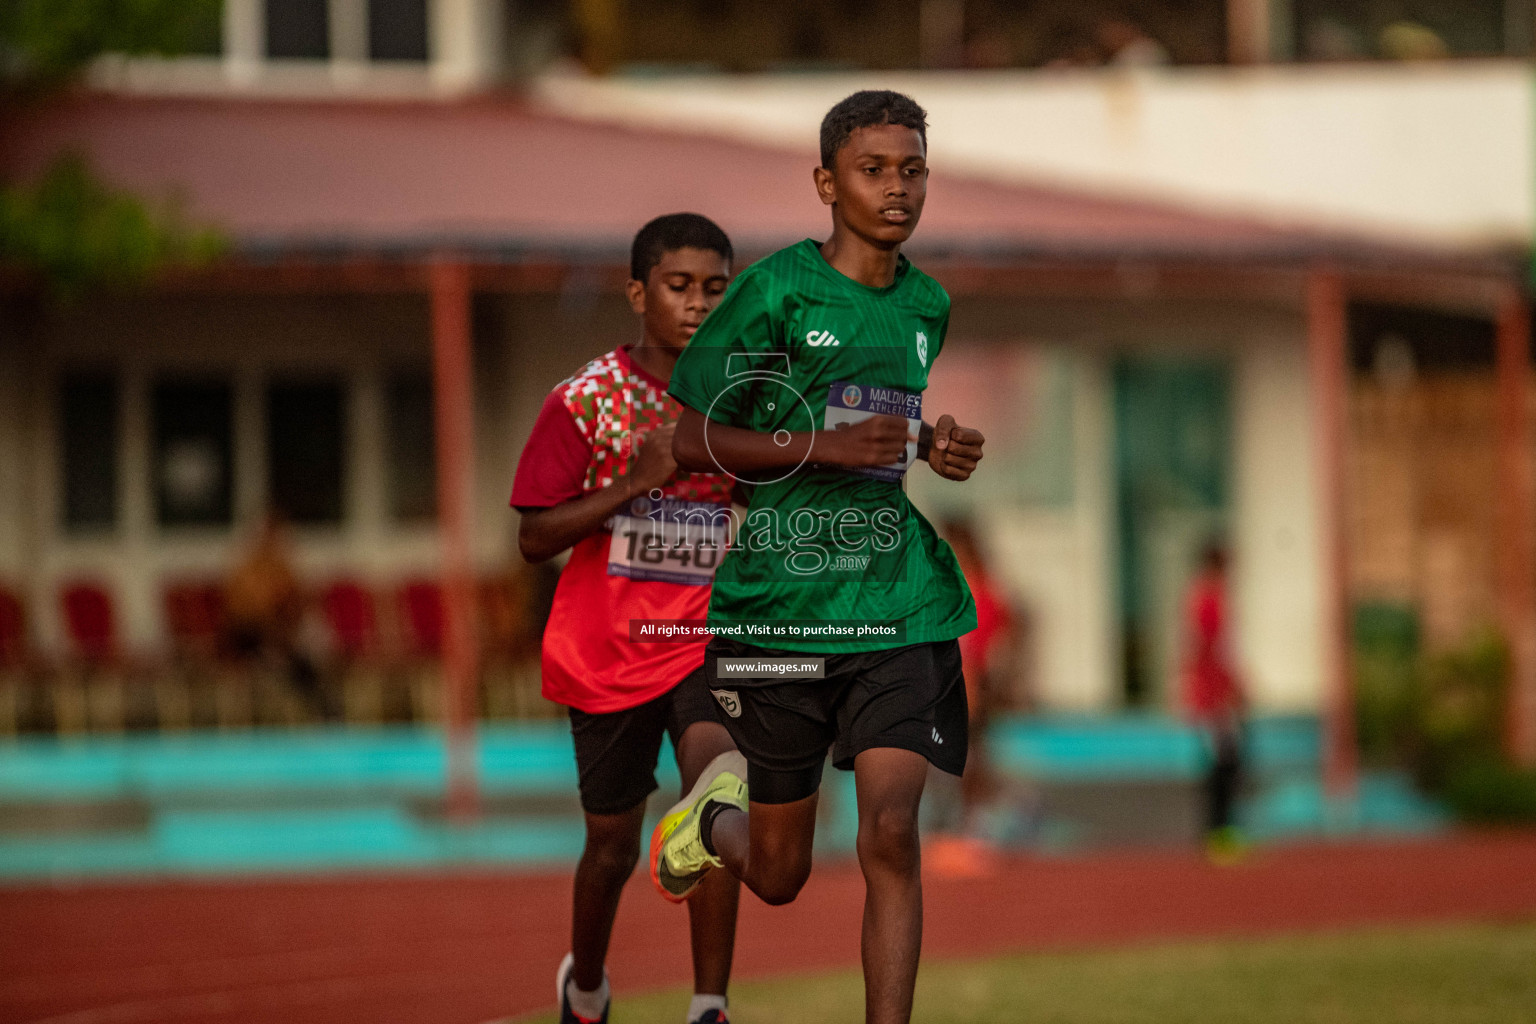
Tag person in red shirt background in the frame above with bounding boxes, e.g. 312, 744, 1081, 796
511, 214, 742, 1024
1180, 540, 1246, 862
928, 517, 1017, 876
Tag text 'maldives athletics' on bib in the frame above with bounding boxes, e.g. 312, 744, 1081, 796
823, 381, 922, 483
667, 239, 977, 654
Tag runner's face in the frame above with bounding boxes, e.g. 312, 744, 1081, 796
823, 123, 928, 247
633, 247, 731, 352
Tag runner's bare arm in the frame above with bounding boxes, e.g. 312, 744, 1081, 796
922, 414, 984, 481
672, 406, 914, 476
518, 423, 678, 562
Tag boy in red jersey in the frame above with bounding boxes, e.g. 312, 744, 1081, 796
511, 214, 743, 1024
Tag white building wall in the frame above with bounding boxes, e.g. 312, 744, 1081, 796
533, 62, 1532, 246
983, 352, 1118, 711
1232, 322, 1325, 712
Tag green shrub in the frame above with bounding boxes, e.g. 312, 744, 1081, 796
1439, 759, 1536, 823
1413, 626, 1508, 789
1351, 603, 1421, 768
1352, 612, 1536, 821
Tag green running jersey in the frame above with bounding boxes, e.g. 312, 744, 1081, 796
668, 239, 977, 652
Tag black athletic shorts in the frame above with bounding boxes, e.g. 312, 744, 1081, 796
568, 666, 722, 815
703, 637, 968, 805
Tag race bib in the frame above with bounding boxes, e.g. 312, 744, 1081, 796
607, 497, 730, 585
824, 381, 922, 482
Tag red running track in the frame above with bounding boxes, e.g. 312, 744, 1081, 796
4, 832, 1536, 1024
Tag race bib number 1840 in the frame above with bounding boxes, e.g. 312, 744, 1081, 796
607, 498, 730, 585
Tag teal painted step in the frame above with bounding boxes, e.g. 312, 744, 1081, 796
152, 806, 439, 869
0, 715, 1449, 880
0, 724, 579, 802
0, 811, 589, 881
0, 716, 1325, 805
990, 714, 1320, 781
1242, 771, 1452, 840
0, 835, 163, 877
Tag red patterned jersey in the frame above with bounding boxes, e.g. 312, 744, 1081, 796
511, 345, 733, 713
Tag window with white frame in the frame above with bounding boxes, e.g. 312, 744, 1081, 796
267, 377, 348, 525
152, 379, 235, 529
59, 370, 121, 534
265, 0, 331, 58
367, 0, 430, 60
234, 0, 432, 62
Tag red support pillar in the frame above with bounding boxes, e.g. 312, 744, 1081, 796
430, 260, 480, 819
1307, 269, 1357, 798
1495, 288, 1536, 768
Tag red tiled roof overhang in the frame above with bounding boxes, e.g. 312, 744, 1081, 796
0, 94, 1513, 273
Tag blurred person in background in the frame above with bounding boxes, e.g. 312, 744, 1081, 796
223, 510, 331, 719
512, 214, 742, 1024
1180, 540, 1246, 863
928, 517, 1016, 877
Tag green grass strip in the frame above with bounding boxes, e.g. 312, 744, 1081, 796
522, 921, 1536, 1023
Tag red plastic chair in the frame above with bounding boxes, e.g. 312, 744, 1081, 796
321, 580, 379, 660
0, 584, 25, 669
397, 579, 444, 659
163, 580, 225, 659
0, 584, 27, 735
320, 579, 386, 723
56, 580, 127, 733
396, 579, 446, 723
60, 581, 117, 665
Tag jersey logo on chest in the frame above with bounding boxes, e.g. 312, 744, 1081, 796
805, 329, 841, 348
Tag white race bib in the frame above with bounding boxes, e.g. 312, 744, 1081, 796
607, 498, 730, 585
823, 381, 922, 482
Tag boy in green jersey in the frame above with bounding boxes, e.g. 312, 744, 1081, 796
650, 91, 986, 1024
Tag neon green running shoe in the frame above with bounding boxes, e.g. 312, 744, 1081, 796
649, 750, 747, 902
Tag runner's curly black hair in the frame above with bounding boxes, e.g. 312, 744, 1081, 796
630, 213, 733, 283
819, 90, 928, 170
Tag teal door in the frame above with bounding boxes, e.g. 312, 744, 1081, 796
1112, 358, 1233, 706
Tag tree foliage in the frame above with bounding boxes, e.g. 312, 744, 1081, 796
0, 0, 227, 294
1, 0, 222, 95
0, 154, 224, 296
